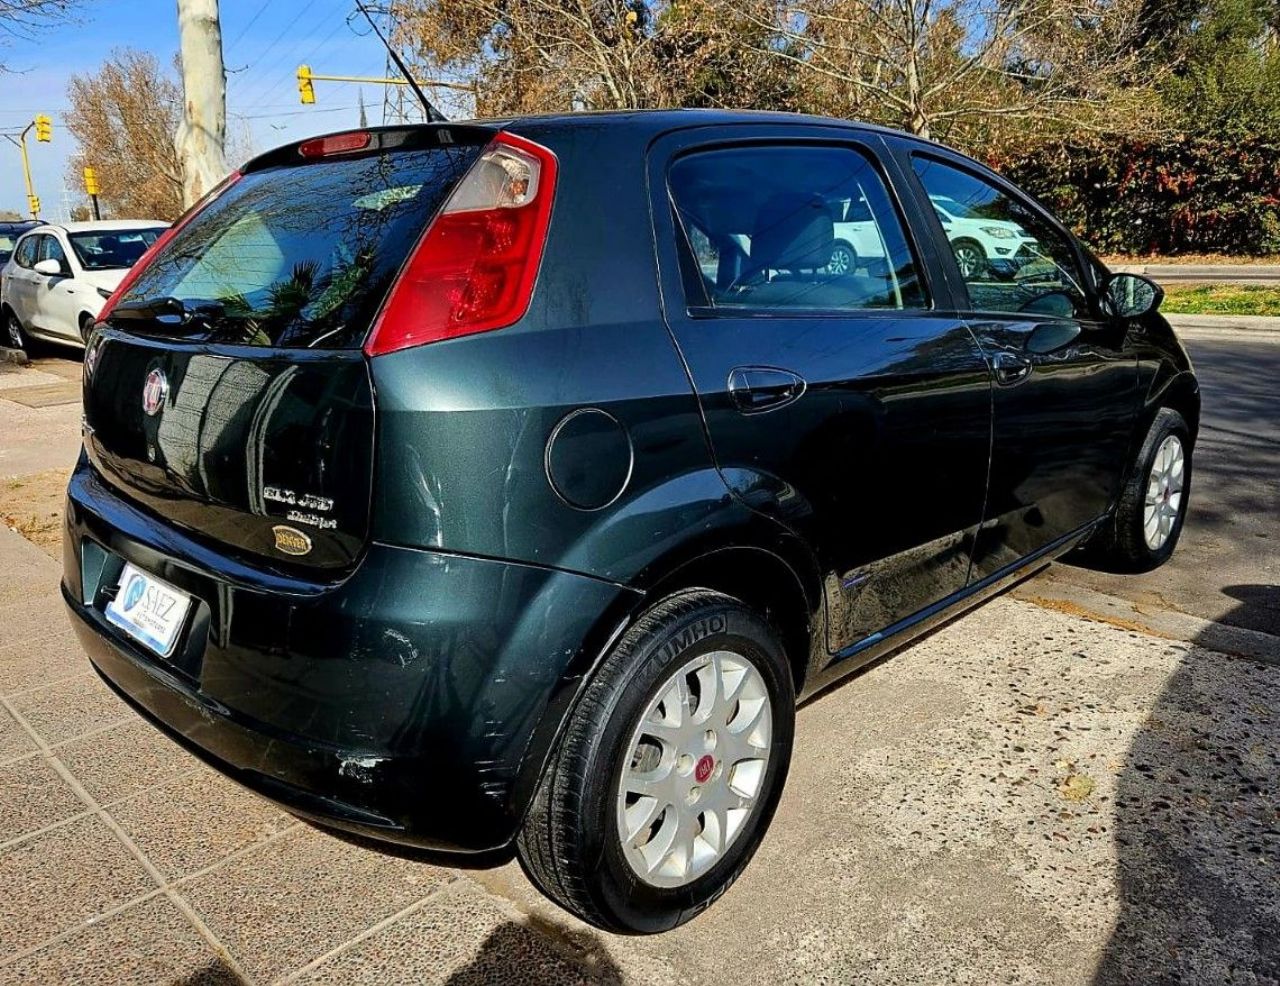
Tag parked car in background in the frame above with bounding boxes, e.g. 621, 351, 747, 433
64, 112, 1197, 935
928, 193, 1040, 279
1, 220, 168, 350
0, 220, 43, 271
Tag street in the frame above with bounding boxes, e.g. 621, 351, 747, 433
0, 325, 1277, 984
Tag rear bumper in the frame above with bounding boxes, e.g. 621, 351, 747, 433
63, 460, 639, 853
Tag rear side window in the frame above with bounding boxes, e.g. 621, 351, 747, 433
911, 155, 1090, 318
14, 236, 39, 269
668, 144, 925, 313
116, 144, 484, 348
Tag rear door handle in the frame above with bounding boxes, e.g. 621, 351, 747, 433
728, 366, 807, 414
991, 351, 1033, 386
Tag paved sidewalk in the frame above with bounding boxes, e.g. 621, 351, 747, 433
3, 515, 1278, 984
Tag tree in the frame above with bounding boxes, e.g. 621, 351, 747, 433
742, 0, 1167, 149
175, 0, 228, 206
0, 208, 22, 220
0, 1, 85, 69
64, 49, 185, 221
394, 0, 795, 114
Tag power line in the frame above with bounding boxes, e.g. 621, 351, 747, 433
224, 0, 272, 51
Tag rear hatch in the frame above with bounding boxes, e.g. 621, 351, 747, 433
84, 126, 493, 570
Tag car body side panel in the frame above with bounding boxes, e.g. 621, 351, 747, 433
643, 124, 993, 655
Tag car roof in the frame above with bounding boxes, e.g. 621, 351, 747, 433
49, 220, 169, 234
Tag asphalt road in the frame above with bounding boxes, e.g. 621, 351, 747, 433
1041, 329, 1280, 639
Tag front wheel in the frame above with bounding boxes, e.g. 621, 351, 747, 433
516, 588, 795, 934
1090, 407, 1192, 571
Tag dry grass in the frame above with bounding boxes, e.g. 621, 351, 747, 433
1, 468, 68, 559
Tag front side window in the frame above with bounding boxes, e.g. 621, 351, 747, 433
39, 235, 68, 270
912, 155, 1089, 318
69, 228, 166, 271
669, 144, 925, 313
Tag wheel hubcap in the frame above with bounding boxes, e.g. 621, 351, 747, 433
616, 650, 772, 889
829, 247, 852, 274
6, 317, 20, 348
1143, 434, 1185, 550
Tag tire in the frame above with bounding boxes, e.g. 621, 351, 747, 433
951, 238, 987, 279
78, 312, 95, 345
4, 309, 28, 352
516, 588, 796, 934
1090, 407, 1192, 571
828, 241, 857, 275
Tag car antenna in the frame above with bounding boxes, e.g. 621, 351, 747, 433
353, 0, 446, 123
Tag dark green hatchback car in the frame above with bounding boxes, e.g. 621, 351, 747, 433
64, 110, 1197, 933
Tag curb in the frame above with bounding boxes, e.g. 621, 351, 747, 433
1114, 264, 1280, 284
1164, 313, 1280, 333
1010, 577, 1280, 666
0, 346, 31, 366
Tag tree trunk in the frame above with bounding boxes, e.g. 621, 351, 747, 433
175, 0, 228, 208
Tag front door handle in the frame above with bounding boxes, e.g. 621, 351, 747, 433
728, 366, 807, 414
991, 351, 1033, 386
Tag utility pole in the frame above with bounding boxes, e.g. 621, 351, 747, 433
176, 0, 228, 208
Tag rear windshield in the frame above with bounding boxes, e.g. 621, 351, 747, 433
70, 228, 167, 270
0, 235, 15, 265
112, 143, 484, 348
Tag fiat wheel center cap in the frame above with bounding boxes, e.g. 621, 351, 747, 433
695, 754, 715, 784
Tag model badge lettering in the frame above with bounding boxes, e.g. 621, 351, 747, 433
272, 525, 313, 556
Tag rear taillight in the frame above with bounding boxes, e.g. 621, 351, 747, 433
95, 170, 243, 324
363, 131, 558, 357
298, 131, 371, 158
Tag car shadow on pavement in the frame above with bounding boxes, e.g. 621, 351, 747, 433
442, 920, 625, 985
1094, 583, 1280, 983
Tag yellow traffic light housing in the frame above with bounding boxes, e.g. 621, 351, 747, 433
84, 167, 101, 196
33, 114, 52, 142
297, 65, 316, 105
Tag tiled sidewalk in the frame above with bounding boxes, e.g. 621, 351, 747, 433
0, 527, 649, 985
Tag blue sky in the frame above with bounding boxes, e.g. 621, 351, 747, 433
0, 0, 418, 218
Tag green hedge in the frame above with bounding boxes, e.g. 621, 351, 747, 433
992, 138, 1280, 257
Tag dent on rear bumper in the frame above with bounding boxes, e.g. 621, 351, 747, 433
64, 466, 640, 853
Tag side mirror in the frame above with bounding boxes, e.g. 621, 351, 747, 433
33, 258, 66, 277
1104, 272, 1161, 318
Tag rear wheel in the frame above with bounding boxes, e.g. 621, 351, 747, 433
5, 309, 28, 352
516, 588, 795, 934
1090, 407, 1192, 571
827, 242, 857, 275
951, 238, 987, 279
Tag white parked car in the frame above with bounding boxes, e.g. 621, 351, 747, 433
1, 220, 168, 350
927, 194, 1039, 279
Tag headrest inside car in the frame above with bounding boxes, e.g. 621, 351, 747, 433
751, 195, 834, 272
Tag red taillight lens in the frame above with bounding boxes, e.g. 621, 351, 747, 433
96, 170, 243, 324
364, 132, 558, 357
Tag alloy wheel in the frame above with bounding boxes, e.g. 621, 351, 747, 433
6, 314, 22, 349
953, 242, 985, 279
828, 244, 855, 275
616, 649, 773, 889
1143, 434, 1185, 550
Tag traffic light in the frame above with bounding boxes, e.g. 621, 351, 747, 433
84, 167, 100, 196
297, 65, 316, 105
28, 195, 40, 216
33, 114, 52, 142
